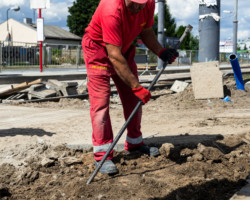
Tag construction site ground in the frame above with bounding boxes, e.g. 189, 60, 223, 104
0, 70, 250, 199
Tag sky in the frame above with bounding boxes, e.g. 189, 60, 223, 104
0, 0, 249, 41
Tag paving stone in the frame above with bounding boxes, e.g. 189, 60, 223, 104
170, 80, 189, 93
47, 79, 78, 96
28, 84, 57, 99
190, 61, 224, 99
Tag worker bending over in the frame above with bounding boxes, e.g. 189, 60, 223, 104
82, 0, 178, 174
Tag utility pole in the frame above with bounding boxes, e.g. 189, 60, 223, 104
233, 0, 238, 54
199, 0, 220, 62
38, 8, 43, 72
157, 0, 165, 69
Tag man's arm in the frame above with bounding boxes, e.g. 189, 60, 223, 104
106, 43, 141, 89
139, 27, 163, 55
140, 27, 179, 64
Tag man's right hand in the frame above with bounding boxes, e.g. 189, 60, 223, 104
132, 86, 151, 104
158, 48, 179, 64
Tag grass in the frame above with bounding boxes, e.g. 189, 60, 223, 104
243, 74, 250, 80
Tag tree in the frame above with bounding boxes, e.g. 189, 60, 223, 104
67, 0, 100, 37
153, 4, 176, 37
244, 44, 247, 51
175, 25, 199, 50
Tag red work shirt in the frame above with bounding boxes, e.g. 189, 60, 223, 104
85, 0, 155, 54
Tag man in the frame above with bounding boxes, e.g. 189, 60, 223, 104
82, 0, 178, 174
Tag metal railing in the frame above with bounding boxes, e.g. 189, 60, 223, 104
1, 41, 249, 70
0, 41, 85, 69
137, 48, 250, 66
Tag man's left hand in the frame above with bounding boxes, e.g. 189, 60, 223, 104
158, 48, 179, 64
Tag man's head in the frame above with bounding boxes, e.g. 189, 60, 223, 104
125, 0, 147, 14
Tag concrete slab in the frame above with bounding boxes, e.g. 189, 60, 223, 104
28, 84, 57, 99
190, 61, 224, 99
170, 80, 189, 93
47, 79, 78, 96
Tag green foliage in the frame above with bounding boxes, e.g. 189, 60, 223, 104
67, 0, 100, 37
175, 25, 199, 50
244, 44, 247, 51
153, 4, 176, 37
153, 4, 199, 50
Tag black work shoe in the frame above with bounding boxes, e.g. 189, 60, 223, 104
95, 159, 118, 175
125, 145, 160, 157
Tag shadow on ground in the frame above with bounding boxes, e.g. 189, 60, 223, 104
150, 178, 247, 200
0, 128, 55, 137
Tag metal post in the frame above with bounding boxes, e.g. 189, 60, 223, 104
157, 0, 165, 69
42, 43, 47, 66
0, 42, 2, 71
233, 0, 238, 54
39, 8, 43, 72
189, 50, 192, 65
199, 0, 220, 62
76, 45, 81, 67
47, 46, 52, 64
7, 9, 10, 66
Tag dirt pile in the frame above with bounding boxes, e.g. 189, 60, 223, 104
0, 133, 249, 200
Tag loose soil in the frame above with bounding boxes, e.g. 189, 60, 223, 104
0, 77, 250, 200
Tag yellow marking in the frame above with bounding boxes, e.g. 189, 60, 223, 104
140, 22, 146, 27
91, 65, 108, 70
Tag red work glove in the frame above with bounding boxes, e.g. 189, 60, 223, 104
158, 48, 179, 64
132, 86, 151, 104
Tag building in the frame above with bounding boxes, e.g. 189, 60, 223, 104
238, 38, 250, 51
0, 18, 81, 46
0, 18, 82, 66
219, 40, 233, 53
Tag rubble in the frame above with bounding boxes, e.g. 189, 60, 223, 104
0, 79, 88, 104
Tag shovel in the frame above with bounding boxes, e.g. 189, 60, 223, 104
86, 24, 193, 184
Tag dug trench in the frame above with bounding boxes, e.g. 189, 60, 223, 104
0, 76, 250, 199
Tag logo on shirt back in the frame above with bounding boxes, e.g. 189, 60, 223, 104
140, 22, 146, 27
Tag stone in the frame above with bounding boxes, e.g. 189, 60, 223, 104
197, 143, 206, 154
77, 79, 88, 94
36, 137, 45, 145
170, 80, 189, 93
28, 84, 57, 99
98, 194, 106, 199
47, 79, 78, 96
46, 152, 59, 160
190, 61, 224, 99
244, 81, 250, 91
159, 143, 174, 157
187, 156, 193, 162
192, 153, 203, 161
59, 157, 82, 166
41, 158, 55, 167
